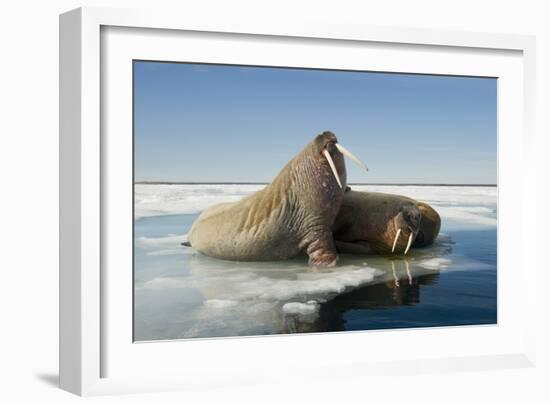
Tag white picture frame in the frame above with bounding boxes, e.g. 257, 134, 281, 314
59, 6, 537, 396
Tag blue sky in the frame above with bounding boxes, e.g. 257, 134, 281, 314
134, 61, 496, 184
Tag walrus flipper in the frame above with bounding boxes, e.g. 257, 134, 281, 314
305, 234, 338, 268
181, 241, 192, 247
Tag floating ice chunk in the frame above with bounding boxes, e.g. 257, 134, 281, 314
282, 301, 320, 315
418, 257, 452, 270
139, 265, 380, 303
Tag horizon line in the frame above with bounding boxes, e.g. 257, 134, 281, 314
134, 181, 497, 187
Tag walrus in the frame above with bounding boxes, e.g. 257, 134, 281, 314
333, 189, 441, 255
413, 201, 441, 248
186, 132, 367, 267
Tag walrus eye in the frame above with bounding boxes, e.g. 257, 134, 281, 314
335, 143, 368, 171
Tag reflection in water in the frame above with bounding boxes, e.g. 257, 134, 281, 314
279, 260, 441, 334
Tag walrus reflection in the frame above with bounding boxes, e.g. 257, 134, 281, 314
280, 263, 440, 334
330, 269, 439, 309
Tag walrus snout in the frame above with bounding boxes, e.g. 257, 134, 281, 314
401, 205, 421, 230
313, 131, 368, 189
390, 205, 421, 255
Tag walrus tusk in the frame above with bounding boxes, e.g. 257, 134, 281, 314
335, 143, 368, 171
391, 228, 401, 253
405, 260, 412, 285
323, 149, 343, 188
404, 232, 413, 255
391, 261, 400, 287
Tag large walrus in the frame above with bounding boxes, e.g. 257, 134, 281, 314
333, 189, 441, 255
187, 132, 367, 267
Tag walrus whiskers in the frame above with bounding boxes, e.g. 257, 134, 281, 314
323, 149, 343, 188
335, 143, 368, 171
391, 228, 401, 253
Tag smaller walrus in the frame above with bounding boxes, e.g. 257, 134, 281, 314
187, 132, 367, 267
333, 189, 441, 255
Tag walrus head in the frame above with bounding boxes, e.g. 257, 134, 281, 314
333, 191, 423, 256
309, 131, 368, 191
291, 131, 368, 219
386, 203, 421, 255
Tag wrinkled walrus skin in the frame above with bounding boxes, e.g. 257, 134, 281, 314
188, 132, 348, 267
333, 189, 441, 255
